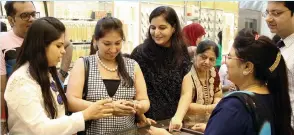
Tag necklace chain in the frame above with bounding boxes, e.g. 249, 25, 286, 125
96, 52, 118, 72
196, 70, 208, 86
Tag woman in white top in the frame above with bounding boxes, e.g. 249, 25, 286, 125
4, 17, 114, 135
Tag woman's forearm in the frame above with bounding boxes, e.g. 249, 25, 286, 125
67, 95, 93, 112
206, 104, 217, 113
187, 103, 206, 115
135, 99, 150, 114
174, 93, 191, 120
187, 103, 218, 115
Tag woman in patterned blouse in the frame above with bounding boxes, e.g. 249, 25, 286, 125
67, 17, 150, 135
183, 40, 222, 130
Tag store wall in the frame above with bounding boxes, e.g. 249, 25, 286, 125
238, 9, 261, 33
238, 1, 272, 37
198, 2, 239, 55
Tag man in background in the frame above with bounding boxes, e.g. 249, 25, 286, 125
265, 1, 294, 127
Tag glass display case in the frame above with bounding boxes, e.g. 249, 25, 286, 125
114, 119, 204, 135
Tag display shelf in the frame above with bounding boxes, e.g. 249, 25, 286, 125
48, 1, 113, 43
113, 1, 139, 54
61, 20, 96, 43
199, 8, 224, 43
53, 1, 112, 20
72, 43, 91, 63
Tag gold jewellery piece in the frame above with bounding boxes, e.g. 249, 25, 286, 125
269, 52, 281, 72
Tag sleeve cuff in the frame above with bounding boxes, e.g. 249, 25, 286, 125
71, 112, 85, 132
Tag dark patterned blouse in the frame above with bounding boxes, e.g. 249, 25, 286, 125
131, 44, 192, 120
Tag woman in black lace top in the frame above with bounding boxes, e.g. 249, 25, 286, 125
131, 6, 192, 131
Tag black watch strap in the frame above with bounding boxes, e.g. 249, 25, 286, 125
59, 69, 68, 78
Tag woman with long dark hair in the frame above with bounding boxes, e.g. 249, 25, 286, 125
4, 17, 114, 135
66, 17, 150, 135
131, 6, 193, 131
148, 29, 294, 135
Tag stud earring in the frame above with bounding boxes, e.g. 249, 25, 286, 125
243, 71, 248, 76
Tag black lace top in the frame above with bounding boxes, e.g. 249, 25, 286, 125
131, 44, 192, 120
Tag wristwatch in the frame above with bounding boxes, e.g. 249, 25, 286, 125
59, 69, 69, 78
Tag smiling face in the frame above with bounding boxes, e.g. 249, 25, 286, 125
266, 2, 294, 38
46, 33, 66, 67
149, 15, 175, 47
225, 48, 246, 86
95, 30, 123, 61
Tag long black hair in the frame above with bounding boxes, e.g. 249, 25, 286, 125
15, 17, 68, 119
93, 17, 133, 87
234, 28, 293, 135
141, 6, 188, 68
89, 35, 96, 55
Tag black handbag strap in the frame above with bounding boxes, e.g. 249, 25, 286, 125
82, 57, 90, 99
77, 57, 90, 135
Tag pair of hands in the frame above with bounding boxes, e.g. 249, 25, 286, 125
228, 84, 237, 91
83, 99, 140, 121
148, 122, 207, 135
138, 115, 183, 135
191, 123, 206, 132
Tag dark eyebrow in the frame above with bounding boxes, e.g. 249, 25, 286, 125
267, 9, 285, 12
115, 39, 122, 42
102, 39, 122, 43
20, 11, 36, 15
56, 42, 64, 45
150, 25, 167, 27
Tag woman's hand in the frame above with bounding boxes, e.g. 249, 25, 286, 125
122, 100, 141, 112
113, 100, 136, 117
82, 99, 114, 121
148, 126, 171, 135
191, 123, 206, 133
136, 114, 157, 127
169, 117, 183, 132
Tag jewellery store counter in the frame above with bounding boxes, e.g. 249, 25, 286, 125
113, 119, 204, 135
